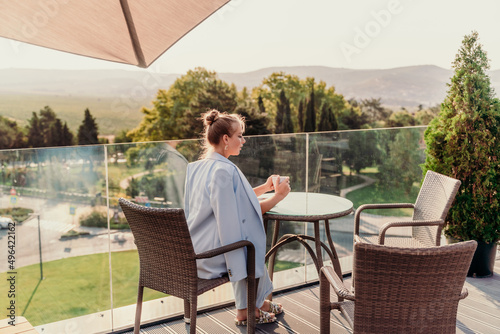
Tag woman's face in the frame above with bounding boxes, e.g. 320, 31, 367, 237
226, 122, 246, 156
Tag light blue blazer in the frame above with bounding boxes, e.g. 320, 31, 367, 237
184, 152, 266, 282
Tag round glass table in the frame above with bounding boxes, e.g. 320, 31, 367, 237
260, 192, 353, 283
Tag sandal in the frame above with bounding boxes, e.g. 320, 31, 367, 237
235, 309, 276, 326
266, 300, 284, 315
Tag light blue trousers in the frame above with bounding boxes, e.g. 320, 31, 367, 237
231, 265, 273, 310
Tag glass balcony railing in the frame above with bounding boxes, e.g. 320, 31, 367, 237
0, 126, 427, 333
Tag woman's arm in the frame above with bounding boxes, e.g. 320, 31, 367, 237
253, 175, 276, 197
258, 178, 291, 215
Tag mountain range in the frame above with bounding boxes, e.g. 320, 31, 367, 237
1, 65, 500, 134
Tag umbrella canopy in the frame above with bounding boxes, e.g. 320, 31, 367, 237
0, 0, 230, 68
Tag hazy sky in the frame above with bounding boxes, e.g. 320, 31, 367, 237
1, 0, 500, 73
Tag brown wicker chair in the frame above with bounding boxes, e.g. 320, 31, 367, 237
320, 240, 477, 334
119, 198, 257, 334
354, 170, 461, 247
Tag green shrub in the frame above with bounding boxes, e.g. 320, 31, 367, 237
80, 210, 129, 229
0, 207, 34, 222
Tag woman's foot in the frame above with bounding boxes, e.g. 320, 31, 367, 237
234, 308, 276, 326
261, 300, 284, 315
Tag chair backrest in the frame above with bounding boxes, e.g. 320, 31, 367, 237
353, 240, 476, 333
412, 170, 461, 246
119, 198, 198, 299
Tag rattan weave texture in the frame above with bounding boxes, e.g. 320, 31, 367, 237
119, 198, 257, 334
354, 170, 461, 247
320, 240, 477, 334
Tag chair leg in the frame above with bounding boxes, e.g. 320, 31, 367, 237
247, 277, 257, 334
134, 285, 144, 334
184, 299, 190, 323
319, 272, 330, 334
189, 296, 197, 334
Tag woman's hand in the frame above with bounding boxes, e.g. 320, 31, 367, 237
274, 176, 291, 200
265, 174, 279, 192
258, 177, 291, 214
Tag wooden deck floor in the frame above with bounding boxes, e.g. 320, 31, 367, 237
121, 257, 500, 334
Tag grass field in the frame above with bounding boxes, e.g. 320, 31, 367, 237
0, 93, 150, 135
0, 250, 164, 326
1, 250, 302, 326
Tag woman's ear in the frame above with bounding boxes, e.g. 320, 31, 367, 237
222, 134, 229, 144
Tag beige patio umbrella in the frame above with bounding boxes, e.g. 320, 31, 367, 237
0, 0, 230, 68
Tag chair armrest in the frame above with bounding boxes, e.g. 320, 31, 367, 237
378, 219, 444, 244
354, 203, 414, 236
195, 240, 254, 259
459, 287, 468, 299
320, 266, 355, 301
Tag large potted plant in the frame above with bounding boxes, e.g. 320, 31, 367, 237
423, 31, 500, 277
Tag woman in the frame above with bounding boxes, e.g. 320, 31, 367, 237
184, 109, 291, 325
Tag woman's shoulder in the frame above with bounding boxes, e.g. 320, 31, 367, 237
189, 156, 238, 174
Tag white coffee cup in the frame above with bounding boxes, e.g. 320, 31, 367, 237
272, 176, 289, 189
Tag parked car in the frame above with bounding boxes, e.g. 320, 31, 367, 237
0, 216, 14, 229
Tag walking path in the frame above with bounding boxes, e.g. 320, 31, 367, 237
339, 174, 376, 198
119, 168, 165, 189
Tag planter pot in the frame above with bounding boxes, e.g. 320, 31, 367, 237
467, 241, 497, 278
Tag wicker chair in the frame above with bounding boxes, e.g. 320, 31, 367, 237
320, 240, 477, 334
119, 198, 257, 334
354, 170, 461, 247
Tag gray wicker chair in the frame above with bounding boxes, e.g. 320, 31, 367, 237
354, 170, 461, 247
320, 240, 477, 334
119, 198, 257, 334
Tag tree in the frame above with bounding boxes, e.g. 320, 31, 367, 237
297, 100, 304, 132
282, 96, 294, 133
386, 110, 416, 127
114, 129, 134, 143
275, 89, 293, 133
361, 98, 391, 124
39, 106, 58, 146
235, 88, 270, 135
423, 31, 500, 243
318, 103, 338, 131
274, 90, 285, 134
344, 131, 379, 174
187, 79, 238, 138
27, 112, 42, 147
0, 116, 25, 149
78, 108, 99, 145
128, 67, 229, 141
304, 89, 316, 132
61, 122, 74, 146
257, 95, 266, 114
378, 129, 423, 193
26, 106, 74, 147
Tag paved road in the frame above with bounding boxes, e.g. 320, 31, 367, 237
0, 195, 135, 273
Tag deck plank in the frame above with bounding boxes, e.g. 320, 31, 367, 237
125, 257, 500, 334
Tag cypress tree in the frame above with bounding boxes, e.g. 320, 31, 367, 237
298, 99, 304, 132
274, 90, 285, 134
61, 122, 74, 146
78, 108, 99, 145
330, 106, 338, 131
304, 90, 316, 132
258, 95, 266, 114
423, 31, 500, 243
318, 103, 330, 131
282, 96, 294, 133
27, 112, 43, 147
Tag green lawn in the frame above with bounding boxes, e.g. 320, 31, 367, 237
346, 182, 420, 216
1, 250, 164, 326
1, 250, 302, 326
